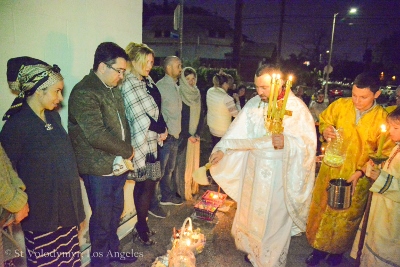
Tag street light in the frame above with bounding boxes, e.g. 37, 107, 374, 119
324, 8, 357, 102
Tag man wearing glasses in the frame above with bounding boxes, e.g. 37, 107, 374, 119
69, 42, 137, 266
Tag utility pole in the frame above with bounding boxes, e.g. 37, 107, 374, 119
174, 1, 184, 59
179, 0, 184, 59
233, 0, 243, 71
277, 0, 285, 66
324, 13, 338, 102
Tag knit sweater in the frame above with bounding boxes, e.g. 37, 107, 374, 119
206, 86, 238, 137
156, 75, 182, 138
0, 143, 27, 215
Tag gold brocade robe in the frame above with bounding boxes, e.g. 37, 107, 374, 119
306, 98, 395, 254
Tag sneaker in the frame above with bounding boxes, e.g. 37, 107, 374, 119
160, 196, 183, 206
148, 206, 167, 218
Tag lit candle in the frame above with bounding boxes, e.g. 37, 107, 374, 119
321, 146, 325, 156
267, 73, 276, 117
272, 74, 280, 118
280, 75, 292, 119
376, 124, 387, 157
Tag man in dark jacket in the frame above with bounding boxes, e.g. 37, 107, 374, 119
68, 42, 136, 266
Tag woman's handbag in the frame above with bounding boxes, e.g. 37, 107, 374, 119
146, 161, 161, 181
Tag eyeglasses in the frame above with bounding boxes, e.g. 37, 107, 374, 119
105, 64, 125, 75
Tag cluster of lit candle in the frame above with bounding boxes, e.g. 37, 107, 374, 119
266, 74, 293, 120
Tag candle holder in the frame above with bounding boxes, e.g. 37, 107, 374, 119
367, 153, 388, 177
369, 154, 388, 165
265, 117, 284, 134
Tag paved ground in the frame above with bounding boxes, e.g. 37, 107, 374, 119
114, 182, 356, 267
114, 124, 357, 267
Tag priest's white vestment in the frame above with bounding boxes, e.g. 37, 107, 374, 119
210, 93, 316, 267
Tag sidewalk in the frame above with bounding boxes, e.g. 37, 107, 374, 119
115, 183, 356, 266
112, 126, 356, 266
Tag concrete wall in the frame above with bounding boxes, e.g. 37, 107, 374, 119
0, 1, 142, 265
0, 0, 142, 129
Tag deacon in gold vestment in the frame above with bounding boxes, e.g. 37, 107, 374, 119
305, 72, 395, 266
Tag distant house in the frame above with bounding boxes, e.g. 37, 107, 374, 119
143, 13, 276, 82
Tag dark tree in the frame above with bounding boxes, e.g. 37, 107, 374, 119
372, 31, 400, 84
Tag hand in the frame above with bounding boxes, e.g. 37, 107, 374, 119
14, 203, 29, 224
347, 170, 364, 195
271, 134, 284, 149
368, 168, 381, 181
233, 93, 239, 102
209, 151, 224, 165
323, 126, 337, 142
159, 129, 168, 141
188, 136, 197, 143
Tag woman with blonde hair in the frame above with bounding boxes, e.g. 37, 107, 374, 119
121, 43, 168, 245
206, 71, 240, 147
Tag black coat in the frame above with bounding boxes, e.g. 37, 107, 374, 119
0, 104, 85, 232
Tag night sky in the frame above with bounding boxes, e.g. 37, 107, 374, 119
144, 0, 400, 62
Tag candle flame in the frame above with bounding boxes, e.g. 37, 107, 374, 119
289, 75, 293, 81
276, 74, 281, 79
380, 124, 387, 132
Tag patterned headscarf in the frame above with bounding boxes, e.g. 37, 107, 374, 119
3, 57, 63, 121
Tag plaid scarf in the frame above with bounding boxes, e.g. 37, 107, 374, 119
121, 73, 159, 179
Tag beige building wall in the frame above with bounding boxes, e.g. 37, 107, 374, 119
0, 0, 142, 129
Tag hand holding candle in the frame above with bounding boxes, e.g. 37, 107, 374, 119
376, 124, 387, 157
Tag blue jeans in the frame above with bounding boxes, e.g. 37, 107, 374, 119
158, 135, 180, 201
82, 173, 127, 265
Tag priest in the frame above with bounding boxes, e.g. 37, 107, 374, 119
208, 64, 316, 267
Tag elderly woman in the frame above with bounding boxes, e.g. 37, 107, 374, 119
121, 43, 168, 245
174, 67, 204, 200
206, 72, 241, 147
0, 57, 85, 267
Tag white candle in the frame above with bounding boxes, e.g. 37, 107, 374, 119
376, 124, 387, 157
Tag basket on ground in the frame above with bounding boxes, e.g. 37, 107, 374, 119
201, 190, 227, 207
194, 200, 218, 221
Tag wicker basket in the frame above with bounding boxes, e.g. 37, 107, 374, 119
194, 200, 218, 221
201, 190, 227, 207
